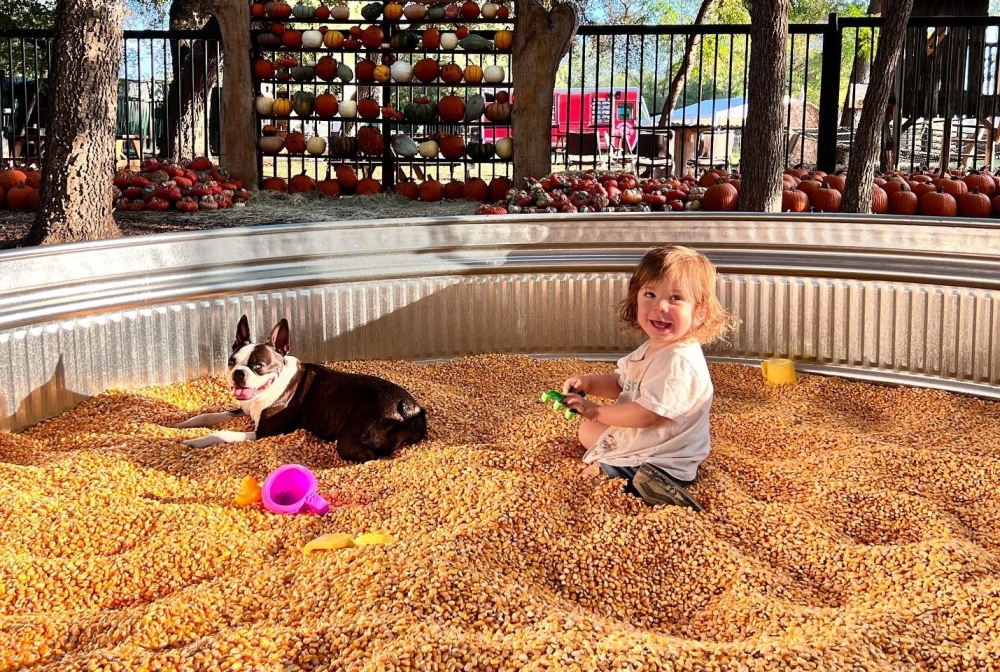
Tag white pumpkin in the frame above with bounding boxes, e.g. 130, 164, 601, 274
440, 32, 459, 50
419, 140, 439, 158
481, 2, 498, 18
255, 95, 275, 116
403, 2, 428, 19
483, 65, 505, 83
495, 137, 513, 159
301, 30, 324, 49
338, 100, 357, 118
390, 60, 413, 83
329, 3, 350, 19
306, 136, 327, 156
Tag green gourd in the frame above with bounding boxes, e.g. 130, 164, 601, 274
404, 100, 438, 123
290, 65, 315, 82
361, 2, 384, 21
464, 94, 486, 122
466, 142, 495, 161
337, 62, 354, 83
291, 90, 315, 117
328, 135, 358, 157
458, 34, 494, 51
389, 31, 420, 50
391, 134, 420, 157
291, 3, 315, 18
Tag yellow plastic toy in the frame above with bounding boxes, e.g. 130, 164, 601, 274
234, 476, 262, 506
302, 531, 395, 555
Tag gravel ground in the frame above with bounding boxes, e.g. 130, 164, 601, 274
0, 193, 482, 245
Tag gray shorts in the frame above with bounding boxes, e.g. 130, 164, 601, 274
600, 463, 697, 490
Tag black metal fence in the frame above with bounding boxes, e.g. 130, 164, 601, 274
3, 15, 1000, 179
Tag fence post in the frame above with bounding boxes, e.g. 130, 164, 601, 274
817, 12, 842, 173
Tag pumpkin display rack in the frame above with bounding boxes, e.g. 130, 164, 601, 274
250, 0, 515, 191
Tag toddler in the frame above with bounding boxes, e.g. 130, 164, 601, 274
560, 245, 738, 509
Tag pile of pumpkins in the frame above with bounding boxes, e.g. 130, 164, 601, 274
0, 168, 42, 211
260, 164, 512, 203
112, 157, 250, 212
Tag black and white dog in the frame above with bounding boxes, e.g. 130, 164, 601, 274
174, 315, 427, 462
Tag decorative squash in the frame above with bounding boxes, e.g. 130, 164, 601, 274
465, 142, 495, 161
390, 30, 420, 50
495, 136, 513, 159
391, 134, 420, 157
438, 134, 465, 160
464, 177, 489, 202
292, 90, 315, 116
444, 2, 461, 19
314, 56, 338, 82
463, 64, 484, 83
493, 29, 513, 50
323, 29, 345, 48
336, 62, 353, 83
483, 64, 505, 83
480, 1, 498, 18
335, 165, 359, 192
438, 95, 466, 122
257, 32, 281, 49
301, 30, 324, 49
357, 126, 384, 156
404, 95, 438, 122
356, 177, 382, 195
358, 98, 381, 120
329, 2, 350, 19
413, 57, 440, 83
290, 65, 314, 82
383, 1, 404, 19
283, 130, 307, 154
271, 97, 294, 117
395, 180, 419, 200
360, 2, 384, 21
306, 136, 327, 156
484, 100, 512, 123
444, 180, 466, 200
403, 2, 428, 19
464, 93, 486, 121
328, 134, 357, 157
291, 3, 315, 18
373, 64, 392, 83
258, 135, 285, 155
419, 179, 444, 202
289, 171, 317, 194
458, 34, 493, 51
440, 62, 464, 84
419, 140, 439, 158
422, 27, 441, 49
428, 4, 446, 19
362, 25, 384, 49
440, 32, 459, 50
255, 95, 275, 116
338, 100, 357, 117
390, 60, 413, 82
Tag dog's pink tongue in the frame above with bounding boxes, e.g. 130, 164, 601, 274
233, 386, 255, 401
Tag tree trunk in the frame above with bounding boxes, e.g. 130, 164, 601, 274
738, 0, 789, 212
841, 0, 915, 213
657, 0, 716, 129
23, 0, 123, 246
204, 0, 257, 189
512, 0, 579, 185
157, 0, 220, 160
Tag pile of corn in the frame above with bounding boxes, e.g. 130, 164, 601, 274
2, 354, 999, 671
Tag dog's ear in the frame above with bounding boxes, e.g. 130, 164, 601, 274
268, 319, 290, 355
232, 314, 252, 353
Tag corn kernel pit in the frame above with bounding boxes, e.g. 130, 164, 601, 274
2, 354, 999, 671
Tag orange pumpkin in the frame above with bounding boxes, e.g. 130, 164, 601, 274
383, 2, 404, 19
317, 178, 342, 197
314, 91, 339, 118
464, 177, 489, 202
412, 57, 440, 83
919, 187, 957, 217
362, 25, 384, 49
281, 29, 303, 48
888, 182, 919, 215
0, 168, 27, 191
323, 29, 345, 48
455, 24, 470, 39
811, 183, 842, 212
358, 98, 381, 119
5, 182, 32, 210
781, 186, 809, 213
253, 58, 275, 80
373, 64, 392, 83
958, 187, 991, 218
438, 95, 466, 123
356, 58, 377, 82
395, 181, 419, 200
444, 180, 466, 200
438, 134, 465, 160
463, 64, 484, 83
261, 176, 287, 193
488, 177, 511, 202
422, 27, 440, 49
871, 184, 888, 214
314, 56, 338, 82
335, 165, 359, 192
493, 29, 513, 50
419, 179, 444, 202
702, 180, 739, 212
439, 62, 464, 84
289, 171, 317, 194
283, 130, 307, 154
356, 177, 382, 195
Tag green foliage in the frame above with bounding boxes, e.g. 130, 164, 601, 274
0, 0, 57, 29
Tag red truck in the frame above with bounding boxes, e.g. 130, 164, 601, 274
480, 86, 652, 153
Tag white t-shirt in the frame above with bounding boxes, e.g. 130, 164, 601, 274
582, 339, 713, 482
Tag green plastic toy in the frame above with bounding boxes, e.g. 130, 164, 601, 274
540, 388, 587, 419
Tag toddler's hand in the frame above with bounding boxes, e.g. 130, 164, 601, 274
562, 393, 598, 421
581, 463, 602, 477
562, 376, 588, 395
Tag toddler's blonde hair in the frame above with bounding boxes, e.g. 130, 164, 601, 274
618, 245, 740, 345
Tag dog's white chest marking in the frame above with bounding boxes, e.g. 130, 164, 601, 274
244, 355, 299, 425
